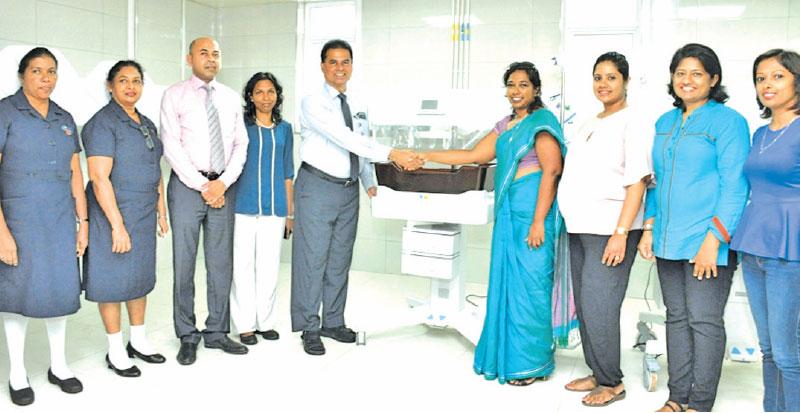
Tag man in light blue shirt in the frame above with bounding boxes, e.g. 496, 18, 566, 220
291, 39, 421, 356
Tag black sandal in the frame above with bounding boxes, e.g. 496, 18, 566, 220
508, 376, 548, 386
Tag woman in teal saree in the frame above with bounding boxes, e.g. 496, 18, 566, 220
423, 62, 565, 385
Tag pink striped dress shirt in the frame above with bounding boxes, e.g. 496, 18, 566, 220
159, 75, 248, 191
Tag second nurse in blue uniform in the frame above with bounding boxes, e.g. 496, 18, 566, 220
82, 60, 168, 377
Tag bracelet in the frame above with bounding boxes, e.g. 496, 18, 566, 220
642, 223, 654, 231
77, 218, 89, 223
286, 214, 295, 220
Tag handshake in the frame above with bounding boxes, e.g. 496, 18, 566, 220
388, 149, 426, 171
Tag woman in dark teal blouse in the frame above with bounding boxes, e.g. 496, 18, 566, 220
231, 72, 294, 345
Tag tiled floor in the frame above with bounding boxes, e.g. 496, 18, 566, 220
0, 234, 763, 412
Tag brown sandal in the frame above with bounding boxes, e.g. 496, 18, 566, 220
657, 400, 686, 412
564, 375, 598, 392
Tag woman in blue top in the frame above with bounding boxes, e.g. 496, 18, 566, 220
0, 47, 89, 406
423, 62, 565, 386
731, 48, 800, 412
82, 60, 168, 378
638, 43, 750, 413
231, 72, 294, 345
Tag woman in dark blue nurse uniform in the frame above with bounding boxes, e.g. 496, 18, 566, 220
82, 60, 168, 377
0, 47, 89, 406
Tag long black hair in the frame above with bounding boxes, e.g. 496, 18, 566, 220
503, 61, 544, 115
242, 72, 284, 125
752, 48, 800, 118
667, 43, 729, 109
18, 47, 58, 76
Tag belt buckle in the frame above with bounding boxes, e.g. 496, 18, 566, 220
343, 179, 354, 187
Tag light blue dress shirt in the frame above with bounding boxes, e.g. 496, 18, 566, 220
298, 82, 391, 190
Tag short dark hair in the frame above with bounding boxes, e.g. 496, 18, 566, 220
106, 60, 145, 85
320, 39, 352, 63
242, 72, 284, 125
18, 47, 58, 76
752, 48, 800, 118
503, 61, 544, 114
667, 43, 729, 109
594, 51, 629, 81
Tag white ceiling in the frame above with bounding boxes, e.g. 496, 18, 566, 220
191, 0, 299, 7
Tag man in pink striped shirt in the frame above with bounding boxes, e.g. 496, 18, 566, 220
159, 36, 249, 365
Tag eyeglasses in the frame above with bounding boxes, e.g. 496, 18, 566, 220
139, 125, 154, 150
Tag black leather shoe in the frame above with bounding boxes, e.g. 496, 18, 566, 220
9, 384, 34, 406
176, 342, 198, 366
47, 369, 83, 394
257, 329, 280, 340
106, 355, 141, 378
320, 326, 357, 343
204, 336, 249, 355
126, 343, 166, 364
239, 333, 258, 346
301, 331, 325, 355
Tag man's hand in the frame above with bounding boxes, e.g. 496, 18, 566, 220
209, 194, 225, 209
201, 180, 227, 204
389, 149, 424, 171
366, 186, 377, 198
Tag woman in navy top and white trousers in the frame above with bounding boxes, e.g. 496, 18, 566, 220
0, 47, 89, 406
731, 48, 800, 412
231, 72, 294, 345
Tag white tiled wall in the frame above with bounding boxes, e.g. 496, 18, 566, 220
641, 0, 800, 136
216, 2, 298, 122
0, 0, 128, 76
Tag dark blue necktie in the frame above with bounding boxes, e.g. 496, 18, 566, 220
338, 93, 359, 182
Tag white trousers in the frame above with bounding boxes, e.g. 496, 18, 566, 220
230, 214, 285, 334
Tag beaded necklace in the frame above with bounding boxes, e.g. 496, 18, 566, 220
759, 117, 798, 154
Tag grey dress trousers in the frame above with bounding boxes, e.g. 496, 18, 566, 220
168, 171, 236, 344
290, 166, 359, 332
0, 88, 82, 318
81, 101, 163, 302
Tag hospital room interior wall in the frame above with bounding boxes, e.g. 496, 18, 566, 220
215, 2, 298, 124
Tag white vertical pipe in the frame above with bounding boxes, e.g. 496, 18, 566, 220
464, 0, 470, 89
451, 0, 457, 89
180, 0, 186, 80
127, 0, 136, 59
458, 0, 466, 89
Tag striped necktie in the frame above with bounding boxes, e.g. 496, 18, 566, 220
338, 93, 359, 182
203, 84, 225, 173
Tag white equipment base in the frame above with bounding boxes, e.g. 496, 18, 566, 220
369, 186, 494, 344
